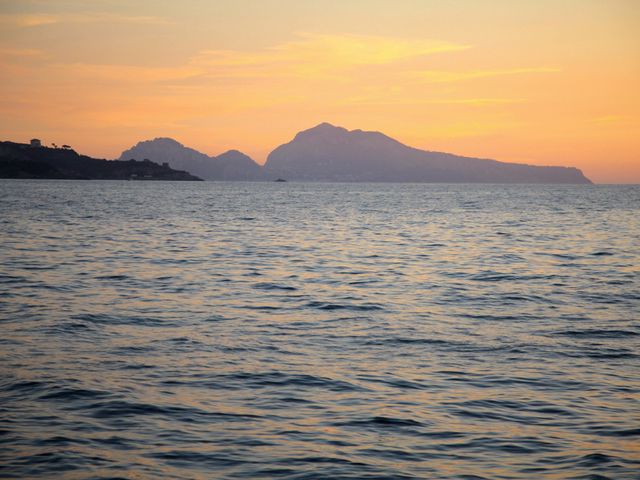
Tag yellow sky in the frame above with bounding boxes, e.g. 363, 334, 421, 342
1, 0, 638, 182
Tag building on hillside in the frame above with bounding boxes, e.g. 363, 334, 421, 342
30, 138, 42, 148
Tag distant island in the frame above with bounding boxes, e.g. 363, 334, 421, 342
264, 123, 592, 184
0, 140, 201, 181
122, 123, 592, 184
120, 139, 262, 181
2, 124, 592, 183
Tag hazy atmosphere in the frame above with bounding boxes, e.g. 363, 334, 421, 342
1, 2, 639, 480
1, 0, 638, 183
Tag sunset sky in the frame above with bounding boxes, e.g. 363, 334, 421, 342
1, 0, 638, 183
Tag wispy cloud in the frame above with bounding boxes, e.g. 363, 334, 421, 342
29, 33, 471, 87
0, 12, 171, 27
0, 31, 555, 146
190, 33, 471, 79
433, 98, 527, 106
60, 63, 200, 83
414, 67, 561, 83
588, 115, 626, 124
0, 47, 44, 57
341, 96, 527, 107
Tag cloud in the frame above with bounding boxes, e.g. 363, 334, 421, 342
19, 32, 468, 90
414, 67, 561, 83
60, 63, 200, 83
0, 31, 545, 140
432, 98, 527, 106
0, 32, 470, 87
341, 96, 527, 107
190, 33, 471, 79
274, 33, 471, 65
0, 47, 44, 57
0, 12, 171, 28
588, 115, 626, 124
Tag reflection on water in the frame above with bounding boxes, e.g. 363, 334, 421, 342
1, 180, 639, 479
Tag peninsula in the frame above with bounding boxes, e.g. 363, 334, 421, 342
0, 141, 201, 181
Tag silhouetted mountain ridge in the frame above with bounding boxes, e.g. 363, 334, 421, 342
114, 123, 591, 183
215, 150, 264, 180
119, 139, 262, 180
0, 141, 201, 180
264, 123, 592, 183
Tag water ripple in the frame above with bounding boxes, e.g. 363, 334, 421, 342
1, 181, 638, 479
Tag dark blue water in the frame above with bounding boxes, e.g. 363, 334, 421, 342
1, 180, 638, 479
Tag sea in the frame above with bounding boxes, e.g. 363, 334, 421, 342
0, 180, 638, 479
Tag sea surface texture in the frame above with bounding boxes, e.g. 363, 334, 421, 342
1, 180, 638, 480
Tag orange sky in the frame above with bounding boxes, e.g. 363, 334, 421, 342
1, 0, 638, 183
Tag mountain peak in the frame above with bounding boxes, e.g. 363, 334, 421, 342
312, 122, 340, 130
142, 137, 184, 147
217, 149, 253, 161
218, 149, 244, 156
294, 122, 348, 139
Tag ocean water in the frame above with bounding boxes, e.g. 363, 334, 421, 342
0, 180, 638, 480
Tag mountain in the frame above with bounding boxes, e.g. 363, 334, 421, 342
119, 138, 263, 180
215, 150, 264, 180
0, 141, 201, 180
118, 125, 591, 183
264, 123, 592, 184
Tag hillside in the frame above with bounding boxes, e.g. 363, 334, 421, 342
119, 138, 263, 180
0, 141, 201, 181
